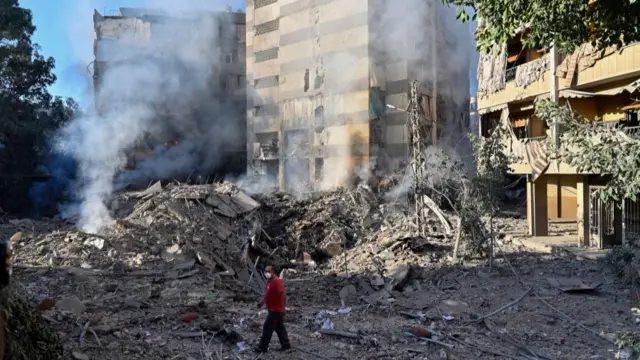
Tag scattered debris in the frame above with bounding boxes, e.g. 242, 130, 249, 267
1, 180, 636, 359
547, 277, 601, 293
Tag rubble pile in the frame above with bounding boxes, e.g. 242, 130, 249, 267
11, 181, 455, 297
0, 181, 636, 359
257, 184, 455, 272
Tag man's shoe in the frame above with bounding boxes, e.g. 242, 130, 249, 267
253, 347, 267, 353
277, 345, 292, 352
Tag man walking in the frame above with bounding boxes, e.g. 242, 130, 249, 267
255, 265, 291, 353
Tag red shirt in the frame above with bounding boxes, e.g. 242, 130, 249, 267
264, 276, 286, 312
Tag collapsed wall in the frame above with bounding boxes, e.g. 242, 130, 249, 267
245, 0, 473, 194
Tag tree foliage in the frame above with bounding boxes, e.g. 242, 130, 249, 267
0, 0, 77, 213
445, 0, 640, 52
535, 99, 640, 204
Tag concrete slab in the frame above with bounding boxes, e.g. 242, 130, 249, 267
556, 246, 609, 260
515, 235, 579, 253
514, 235, 608, 260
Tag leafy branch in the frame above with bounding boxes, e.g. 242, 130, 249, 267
535, 99, 640, 204
443, 0, 640, 52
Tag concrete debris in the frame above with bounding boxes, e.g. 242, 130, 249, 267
370, 274, 385, 287
55, 295, 86, 314
1, 180, 633, 359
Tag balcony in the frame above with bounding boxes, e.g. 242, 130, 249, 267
477, 43, 640, 112
478, 64, 551, 110
573, 43, 640, 87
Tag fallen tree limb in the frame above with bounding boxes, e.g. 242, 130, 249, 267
471, 288, 532, 322
534, 292, 613, 344
496, 242, 614, 345
421, 195, 452, 235
318, 329, 360, 339
483, 319, 549, 360
452, 218, 462, 259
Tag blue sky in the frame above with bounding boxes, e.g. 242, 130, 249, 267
19, 0, 476, 102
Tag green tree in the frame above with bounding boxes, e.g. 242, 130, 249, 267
446, 0, 640, 52
0, 0, 77, 213
535, 99, 640, 205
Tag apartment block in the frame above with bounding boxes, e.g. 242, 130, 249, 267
245, 0, 471, 193
92, 7, 247, 174
475, 27, 640, 247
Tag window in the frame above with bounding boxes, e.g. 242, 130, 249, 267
481, 113, 500, 137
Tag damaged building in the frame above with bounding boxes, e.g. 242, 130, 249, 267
245, 0, 471, 193
475, 20, 640, 248
92, 7, 247, 178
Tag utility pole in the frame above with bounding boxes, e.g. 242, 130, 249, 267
431, 0, 438, 145
407, 80, 433, 236
550, 44, 560, 149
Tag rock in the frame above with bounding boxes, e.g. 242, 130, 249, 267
339, 284, 358, 302
370, 274, 385, 287
358, 278, 376, 295
440, 299, 470, 314
166, 244, 180, 254
317, 231, 346, 257
72, 351, 90, 360
387, 263, 411, 290
56, 295, 86, 314
364, 289, 391, 303
36, 298, 55, 311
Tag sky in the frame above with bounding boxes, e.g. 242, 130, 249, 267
19, 0, 476, 102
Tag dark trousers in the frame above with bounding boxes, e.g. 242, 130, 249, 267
258, 311, 290, 350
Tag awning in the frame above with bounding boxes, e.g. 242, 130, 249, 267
512, 119, 527, 128
595, 78, 640, 96
535, 89, 596, 101
622, 103, 640, 111
477, 103, 507, 115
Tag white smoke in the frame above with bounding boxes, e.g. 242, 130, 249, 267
56, 1, 246, 232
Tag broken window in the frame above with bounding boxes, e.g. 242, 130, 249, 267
222, 52, 233, 63
314, 106, 324, 119
285, 130, 310, 158
304, 69, 310, 92
480, 113, 501, 137
254, 75, 279, 89
314, 73, 323, 89
315, 158, 324, 181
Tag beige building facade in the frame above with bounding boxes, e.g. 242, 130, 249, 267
476, 31, 640, 247
246, 0, 471, 193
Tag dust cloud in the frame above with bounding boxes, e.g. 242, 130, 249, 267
49, 0, 246, 232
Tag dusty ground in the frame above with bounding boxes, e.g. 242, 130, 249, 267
1, 183, 634, 360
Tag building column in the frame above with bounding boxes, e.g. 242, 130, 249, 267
576, 175, 590, 246
527, 174, 548, 236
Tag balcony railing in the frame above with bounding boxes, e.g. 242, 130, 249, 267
624, 126, 640, 138
522, 135, 547, 142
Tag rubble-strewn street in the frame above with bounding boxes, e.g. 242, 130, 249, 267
1, 182, 635, 359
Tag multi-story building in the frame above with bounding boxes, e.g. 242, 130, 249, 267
92, 7, 247, 175
245, 0, 471, 193
475, 26, 640, 247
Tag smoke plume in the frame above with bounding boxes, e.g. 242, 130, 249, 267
52, 1, 246, 232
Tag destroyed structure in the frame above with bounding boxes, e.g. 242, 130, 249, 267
476, 23, 640, 247
92, 7, 248, 176
246, 0, 471, 193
